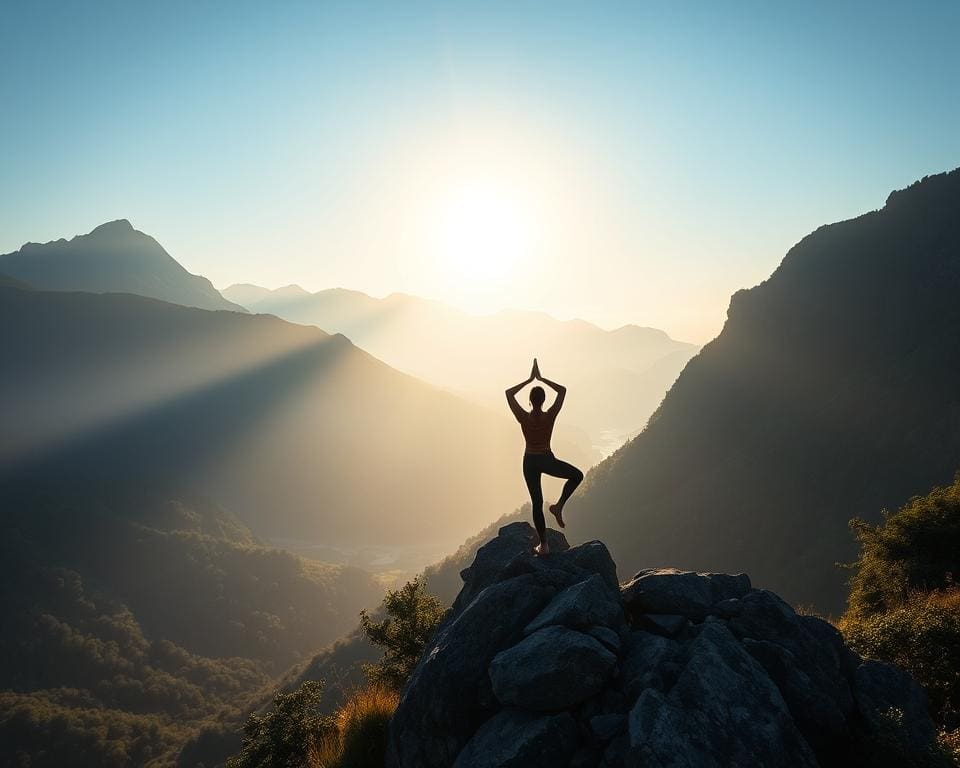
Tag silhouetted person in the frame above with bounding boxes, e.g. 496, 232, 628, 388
506, 359, 584, 555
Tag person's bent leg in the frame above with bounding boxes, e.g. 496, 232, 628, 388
522, 455, 546, 548
545, 456, 584, 511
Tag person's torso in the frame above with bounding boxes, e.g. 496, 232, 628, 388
521, 409, 557, 454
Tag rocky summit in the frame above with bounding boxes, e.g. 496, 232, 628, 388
386, 522, 942, 768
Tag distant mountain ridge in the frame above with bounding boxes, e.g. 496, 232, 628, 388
0, 219, 244, 312
223, 283, 699, 452
0, 284, 579, 549
560, 167, 960, 612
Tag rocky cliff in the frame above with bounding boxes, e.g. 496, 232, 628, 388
387, 523, 943, 768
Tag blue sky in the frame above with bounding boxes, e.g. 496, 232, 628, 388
2, 1, 958, 341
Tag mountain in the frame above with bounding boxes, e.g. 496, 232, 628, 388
0, 285, 580, 553
222, 285, 699, 454
0, 490, 383, 767
0, 220, 245, 312
558, 168, 960, 613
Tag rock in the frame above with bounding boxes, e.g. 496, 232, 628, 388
627, 622, 818, 767
551, 540, 620, 591
388, 526, 944, 768
854, 659, 937, 754
452, 709, 578, 768
568, 743, 604, 768
619, 631, 683, 699
453, 522, 569, 614
743, 637, 851, 754
587, 625, 621, 653
602, 733, 629, 767
728, 593, 854, 760
635, 613, 687, 638
489, 626, 618, 711
590, 713, 626, 740
525, 574, 623, 635
387, 573, 562, 768
621, 568, 751, 620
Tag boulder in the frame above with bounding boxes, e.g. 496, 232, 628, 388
525, 574, 623, 635
453, 522, 569, 614
452, 709, 578, 768
587, 625, 621, 653
635, 613, 687, 638
489, 625, 618, 711
619, 631, 683, 699
589, 713, 626, 740
387, 526, 944, 768
551, 539, 620, 591
627, 621, 818, 767
854, 659, 937, 754
387, 573, 563, 768
621, 568, 751, 620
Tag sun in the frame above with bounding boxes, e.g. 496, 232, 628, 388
433, 178, 533, 283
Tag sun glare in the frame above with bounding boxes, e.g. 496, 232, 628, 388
433, 179, 533, 284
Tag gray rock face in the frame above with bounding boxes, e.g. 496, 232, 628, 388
387, 572, 564, 768
490, 626, 618, 710
387, 525, 942, 768
524, 574, 623, 635
854, 659, 936, 753
453, 522, 570, 614
452, 709, 578, 768
628, 621, 818, 768
621, 568, 751, 620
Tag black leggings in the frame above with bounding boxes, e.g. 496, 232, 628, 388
522, 451, 584, 542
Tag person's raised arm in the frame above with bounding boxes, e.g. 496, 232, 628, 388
505, 362, 537, 421
539, 374, 567, 415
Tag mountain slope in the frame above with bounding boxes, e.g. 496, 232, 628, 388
0, 286, 561, 551
563, 168, 960, 612
222, 285, 699, 453
0, 491, 382, 767
0, 220, 244, 312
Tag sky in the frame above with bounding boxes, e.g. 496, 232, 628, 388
2, 1, 958, 343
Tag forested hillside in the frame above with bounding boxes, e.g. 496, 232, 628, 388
0, 492, 382, 767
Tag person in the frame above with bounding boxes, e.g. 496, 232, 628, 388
505, 359, 584, 556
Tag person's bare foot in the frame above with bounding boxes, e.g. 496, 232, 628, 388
534, 541, 550, 557
549, 503, 565, 528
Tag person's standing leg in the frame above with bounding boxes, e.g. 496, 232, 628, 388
543, 454, 584, 527
522, 454, 546, 551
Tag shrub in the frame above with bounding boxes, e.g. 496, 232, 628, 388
842, 589, 960, 723
847, 473, 960, 620
226, 681, 334, 768
359, 577, 445, 690
307, 685, 399, 768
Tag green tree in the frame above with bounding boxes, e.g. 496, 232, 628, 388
226, 681, 333, 768
847, 472, 960, 620
360, 577, 445, 689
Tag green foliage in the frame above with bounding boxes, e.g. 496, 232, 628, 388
843, 473, 960, 730
852, 706, 952, 768
359, 577, 445, 690
226, 681, 334, 768
0, 690, 188, 768
847, 473, 960, 620
939, 728, 960, 766
0, 494, 382, 766
843, 589, 960, 721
